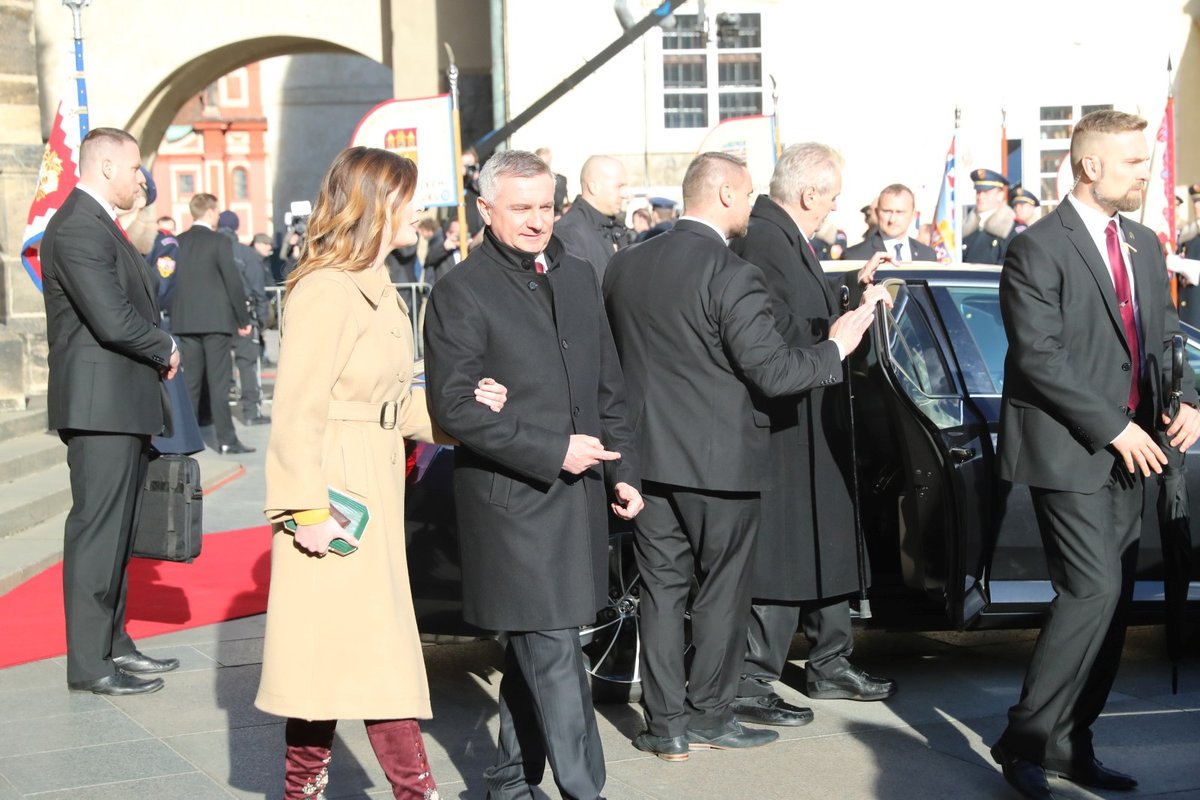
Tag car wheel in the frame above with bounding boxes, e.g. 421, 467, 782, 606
580, 531, 643, 704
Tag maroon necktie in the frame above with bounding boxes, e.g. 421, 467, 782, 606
115, 218, 131, 242
1105, 220, 1140, 411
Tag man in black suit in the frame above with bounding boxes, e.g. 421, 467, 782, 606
425, 150, 643, 800
730, 144, 897, 731
554, 154, 630, 282
41, 127, 183, 696
992, 110, 1200, 799
843, 183, 938, 261
604, 152, 883, 760
170, 193, 253, 454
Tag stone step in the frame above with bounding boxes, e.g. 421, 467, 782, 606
0, 510, 67, 595
0, 462, 72, 540
0, 429, 66, 485
0, 395, 47, 444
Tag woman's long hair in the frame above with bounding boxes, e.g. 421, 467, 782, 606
284, 147, 417, 294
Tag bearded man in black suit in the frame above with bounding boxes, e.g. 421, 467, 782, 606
604, 152, 886, 761
41, 127, 182, 695
991, 109, 1200, 799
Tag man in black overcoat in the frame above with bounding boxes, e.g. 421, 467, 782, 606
554, 154, 630, 282
603, 152, 884, 761
424, 150, 643, 800
729, 144, 897, 729
41, 128, 182, 695
169, 193, 252, 453
991, 110, 1200, 799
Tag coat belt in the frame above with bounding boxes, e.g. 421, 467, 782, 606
327, 399, 399, 429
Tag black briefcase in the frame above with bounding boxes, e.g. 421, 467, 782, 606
133, 454, 203, 562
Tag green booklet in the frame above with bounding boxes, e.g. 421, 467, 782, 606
283, 487, 370, 556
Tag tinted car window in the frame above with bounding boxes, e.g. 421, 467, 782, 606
943, 286, 1007, 395
884, 286, 961, 429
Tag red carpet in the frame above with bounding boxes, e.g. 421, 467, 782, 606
0, 525, 272, 669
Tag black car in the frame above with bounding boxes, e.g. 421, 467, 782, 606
403, 263, 1200, 694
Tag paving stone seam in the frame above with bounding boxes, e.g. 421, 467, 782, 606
19, 769, 219, 798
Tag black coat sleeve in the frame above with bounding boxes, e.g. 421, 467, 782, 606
217, 237, 251, 327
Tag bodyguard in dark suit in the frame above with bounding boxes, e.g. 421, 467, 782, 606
730, 145, 897, 731
992, 110, 1200, 800
843, 183, 938, 262
169, 193, 252, 454
41, 128, 182, 695
604, 152, 881, 761
424, 150, 643, 800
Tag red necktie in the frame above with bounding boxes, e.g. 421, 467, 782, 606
1105, 220, 1140, 411
115, 218, 131, 242
535, 259, 545, 274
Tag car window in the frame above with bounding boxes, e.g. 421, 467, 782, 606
1185, 337, 1200, 396
943, 286, 1007, 394
883, 283, 962, 429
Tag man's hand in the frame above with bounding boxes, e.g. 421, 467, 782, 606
1111, 422, 1168, 476
237, 325, 252, 337
828, 300, 878, 356
1166, 254, 1200, 287
562, 434, 621, 475
293, 516, 356, 556
474, 377, 508, 412
164, 348, 181, 380
1163, 404, 1200, 451
857, 251, 893, 286
859, 283, 893, 310
611, 482, 644, 520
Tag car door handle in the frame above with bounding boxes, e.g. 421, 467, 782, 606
949, 447, 976, 464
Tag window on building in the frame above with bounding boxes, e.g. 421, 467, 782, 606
233, 168, 249, 200
662, 12, 764, 129
178, 174, 195, 196
1036, 103, 1112, 210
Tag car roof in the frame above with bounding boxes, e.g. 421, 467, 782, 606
823, 260, 1002, 284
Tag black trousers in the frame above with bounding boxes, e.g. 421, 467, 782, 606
998, 468, 1142, 769
737, 598, 854, 697
232, 327, 261, 415
179, 332, 237, 447
485, 629, 605, 800
61, 431, 149, 683
634, 481, 759, 737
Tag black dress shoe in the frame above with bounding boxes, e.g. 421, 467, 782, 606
68, 672, 165, 696
1045, 757, 1137, 790
219, 441, 255, 455
685, 720, 778, 750
731, 693, 814, 727
805, 664, 896, 701
113, 650, 180, 674
632, 731, 689, 762
990, 743, 1054, 800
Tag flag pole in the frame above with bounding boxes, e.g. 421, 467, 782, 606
62, 0, 91, 141
1000, 107, 1008, 179
953, 106, 962, 262
444, 43, 469, 256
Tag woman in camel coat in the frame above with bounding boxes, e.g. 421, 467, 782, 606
255, 147, 505, 800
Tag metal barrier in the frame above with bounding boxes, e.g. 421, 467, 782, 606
265, 281, 433, 357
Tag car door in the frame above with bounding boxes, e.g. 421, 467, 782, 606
872, 278, 994, 628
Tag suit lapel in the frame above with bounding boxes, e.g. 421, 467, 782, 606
1120, 219, 1154, 350
797, 234, 836, 315
1058, 204, 1125, 347
108, 216, 159, 314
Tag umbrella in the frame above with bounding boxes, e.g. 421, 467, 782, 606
1156, 334, 1192, 693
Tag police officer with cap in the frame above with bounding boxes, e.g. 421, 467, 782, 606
636, 196, 678, 242
1009, 186, 1041, 235
962, 168, 1017, 264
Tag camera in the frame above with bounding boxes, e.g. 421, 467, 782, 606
285, 200, 312, 237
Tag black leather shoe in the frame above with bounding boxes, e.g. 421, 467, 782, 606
1045, 757, 1137, 790
244, 414, 272, 426
805, 664, 896, 701
685, 720, 778, 750
219, 441, 255, 455
731, 693, 814, 727
68, 672, 165, 696
990, 743, 1054, 800
113, 650, 180, 674
632, 731, 688, 762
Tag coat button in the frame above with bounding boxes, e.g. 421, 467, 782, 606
561, 338, 569, 349
528, 280, 538, 290
1121, 362, 1131, 371
572, 406, 580, 417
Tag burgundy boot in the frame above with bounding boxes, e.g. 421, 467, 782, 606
365, 718, 440, 800
284, 718, 337, 799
